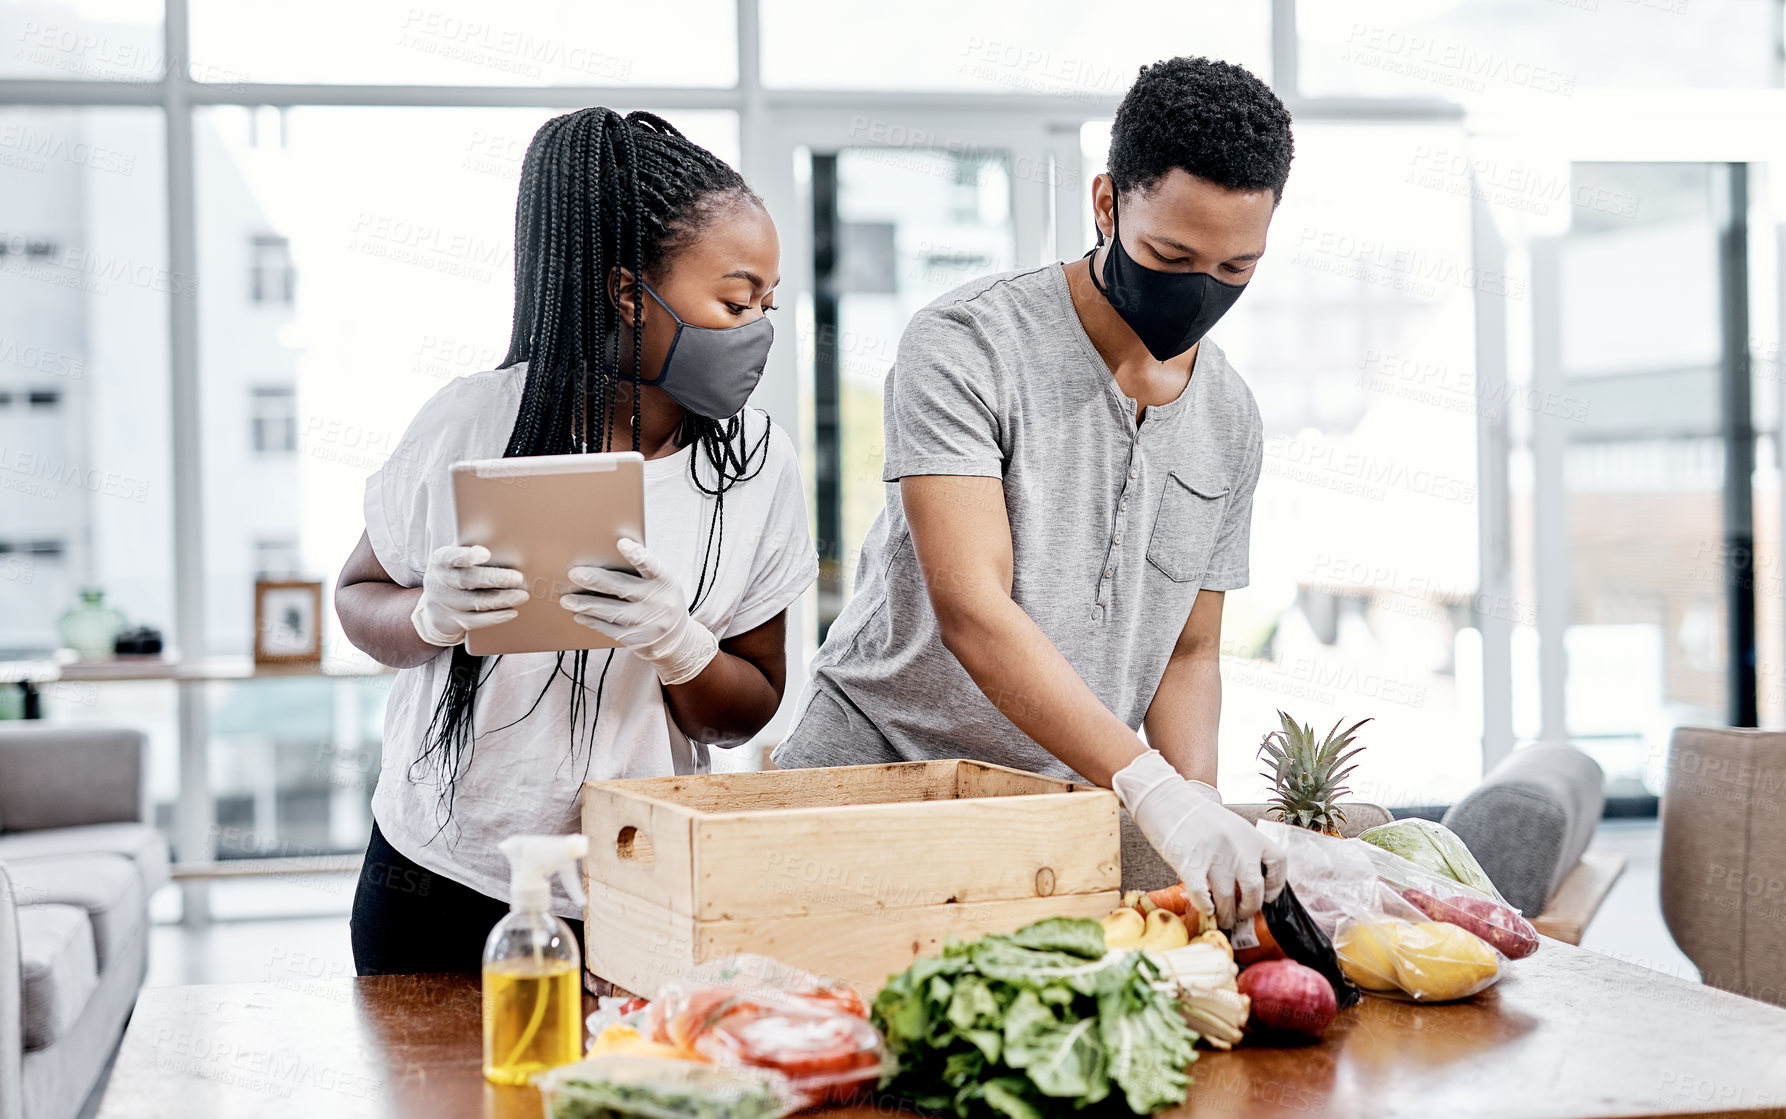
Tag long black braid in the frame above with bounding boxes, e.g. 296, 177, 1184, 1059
412, 108, 772, 832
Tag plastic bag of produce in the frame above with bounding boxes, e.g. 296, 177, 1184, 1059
1333, 916, 1503, 1002
1358, 843, 1540, 959
1356, 818, 1504, 899
645, 955, 887, 1106
1259, 821, 1506, 1002
1257, 883, 1361, 1008
585, 995, 653, 1050
537, 1055, 804, 1119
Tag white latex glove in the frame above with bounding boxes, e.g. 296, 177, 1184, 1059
1112, 748, 1287, 931
411, 544, 529, 647
559, 538, 718, 686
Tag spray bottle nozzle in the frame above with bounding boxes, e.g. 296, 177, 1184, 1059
498, 834, 589, 913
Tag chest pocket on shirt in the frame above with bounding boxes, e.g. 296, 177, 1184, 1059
1146, 472, 1230, 584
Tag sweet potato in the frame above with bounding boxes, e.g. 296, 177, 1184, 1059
1400, 887, 1539, 960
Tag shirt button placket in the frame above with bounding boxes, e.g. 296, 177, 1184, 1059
1104, 457, 1137, 611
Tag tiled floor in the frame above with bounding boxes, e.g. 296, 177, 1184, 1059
145, 873, 360, 989
146, 819, 1701, 989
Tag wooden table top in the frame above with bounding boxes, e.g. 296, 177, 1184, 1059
98, 939, 1786, 1119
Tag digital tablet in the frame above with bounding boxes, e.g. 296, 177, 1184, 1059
450, 451, 645, 656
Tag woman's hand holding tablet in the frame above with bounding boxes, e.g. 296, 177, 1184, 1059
560, 537, 719, 685
412, 544, 531, 647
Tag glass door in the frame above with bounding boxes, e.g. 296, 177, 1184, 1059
759, 113, 1067, 646
1528, 161, 1776, 800
807, 146, 1017, 633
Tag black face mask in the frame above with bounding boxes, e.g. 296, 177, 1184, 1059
1088, 192, 1248, 362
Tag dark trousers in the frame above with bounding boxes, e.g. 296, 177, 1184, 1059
350, 821, 585, 975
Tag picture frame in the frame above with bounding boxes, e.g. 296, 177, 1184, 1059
254, 579, 323, 665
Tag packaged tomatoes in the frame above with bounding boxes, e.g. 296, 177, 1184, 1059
643, 955, 890, 1107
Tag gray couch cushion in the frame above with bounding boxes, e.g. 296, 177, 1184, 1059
0, 822, 170, 897
17, 904, 98, 1052
1442, 744, 1604, 917
0, 725, 145, 832
5, 855, 144, 972
22, 928, 147, 1119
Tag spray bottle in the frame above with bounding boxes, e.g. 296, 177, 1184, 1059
483, 833, 589, 1085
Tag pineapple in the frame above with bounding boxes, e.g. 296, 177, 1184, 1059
1257, 711, 1370, 835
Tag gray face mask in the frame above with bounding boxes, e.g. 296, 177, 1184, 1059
632, 280, 773, 420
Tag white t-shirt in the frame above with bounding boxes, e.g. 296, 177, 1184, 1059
363, 364, 817, 918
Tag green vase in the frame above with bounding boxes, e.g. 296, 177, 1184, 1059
58, 588, 126, 661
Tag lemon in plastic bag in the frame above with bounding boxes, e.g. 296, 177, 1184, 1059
1336, 919, 1499, 1001
1396, 921, 1498, 1000
1335, 921, 1403, 992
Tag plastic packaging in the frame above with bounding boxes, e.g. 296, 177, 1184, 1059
1258, 821, 1507, 1002
1257, 883, 1360, 1008
587, 1022, 685, 1059
1334, 917, 1501, 1001
482, 834, 588, 1086
644, 955, 889, 1106
586, 995, 653, 1044
1358, 843, 1540, 959
1356, 818, 1501, 897
537, 1055, 803, 1119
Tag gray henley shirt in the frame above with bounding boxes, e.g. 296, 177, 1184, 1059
773, 261, 1263, 782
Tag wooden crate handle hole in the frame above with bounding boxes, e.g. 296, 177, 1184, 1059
616, 826, 655, 865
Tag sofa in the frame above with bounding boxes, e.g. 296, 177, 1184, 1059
1443, 742, 1614, 941
0, 726, 169, 1119
1661, 727, 1786, 1007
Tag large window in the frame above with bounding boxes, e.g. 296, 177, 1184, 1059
0, 1, 163, 81
0, 105, 171, 658
761, 0, 1271, 91
799, 146, 1018, 629
4, 1, 1785, 913
1530, 162, 1783, 798
1297, 0, 1782, 99
188, 0, 736, 87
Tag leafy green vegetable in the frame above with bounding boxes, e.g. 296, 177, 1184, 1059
1358, 819, 1500, 896
1002, 917, 1111, 958
872, 918, 1199, 1118
544, 1065, 789, 1119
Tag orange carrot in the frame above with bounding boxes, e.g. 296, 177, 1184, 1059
1145, 883, 1188, 916
1234, 912, 1286, 967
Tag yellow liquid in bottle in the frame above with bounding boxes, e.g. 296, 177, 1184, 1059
482, 956, 582, 1085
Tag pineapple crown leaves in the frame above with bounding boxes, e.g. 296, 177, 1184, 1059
1256, 711, 1372, 829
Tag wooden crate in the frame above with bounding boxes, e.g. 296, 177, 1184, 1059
582, 760, 1121, 996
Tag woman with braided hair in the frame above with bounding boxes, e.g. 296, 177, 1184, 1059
335, 108, 815, 974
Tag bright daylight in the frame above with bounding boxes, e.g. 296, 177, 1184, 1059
1, 1, 1784, 1118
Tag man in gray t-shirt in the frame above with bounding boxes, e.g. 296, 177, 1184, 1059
775, 57, 1296, 931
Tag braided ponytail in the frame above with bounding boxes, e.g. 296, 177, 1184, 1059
412, 108, 772, 833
